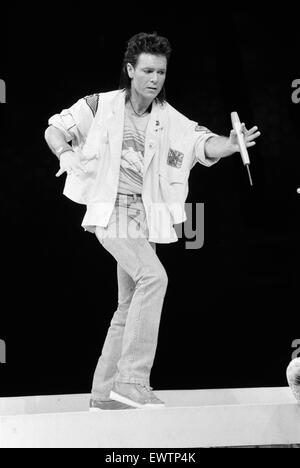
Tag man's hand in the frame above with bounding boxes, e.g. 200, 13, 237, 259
55, 151, 87, 177
229, 123, 261, 153
204, 124, 261, 160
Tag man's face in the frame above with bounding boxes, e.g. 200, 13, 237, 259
127, 53, 167, 101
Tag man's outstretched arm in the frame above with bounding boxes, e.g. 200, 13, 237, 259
205, 123, 261, 159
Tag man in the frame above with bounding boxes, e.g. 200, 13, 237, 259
44, 32, 260, 410
286, 358, 300, 404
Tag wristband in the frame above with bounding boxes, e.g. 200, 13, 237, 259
56, 145, 74, 159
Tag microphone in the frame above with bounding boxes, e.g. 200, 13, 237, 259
231, 111, 253, 186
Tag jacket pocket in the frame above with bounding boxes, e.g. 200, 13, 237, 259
159, 167, 189, 184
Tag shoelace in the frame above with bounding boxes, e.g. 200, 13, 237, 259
137, 384, 154, 394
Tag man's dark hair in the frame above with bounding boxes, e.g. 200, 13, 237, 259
119, 32, 172, 104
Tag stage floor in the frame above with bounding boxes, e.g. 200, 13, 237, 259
0, 387, 299, 448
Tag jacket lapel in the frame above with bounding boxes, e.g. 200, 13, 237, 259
143, 101, 164, 178
107, 91, 126, 172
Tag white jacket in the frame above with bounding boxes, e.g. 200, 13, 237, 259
48, 89, 220, 243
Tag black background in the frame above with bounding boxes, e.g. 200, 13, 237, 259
1, 5, 300, 397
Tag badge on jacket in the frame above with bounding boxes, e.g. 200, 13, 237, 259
167, 148, 184, 168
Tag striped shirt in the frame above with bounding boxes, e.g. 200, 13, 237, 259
117, 105, 150, 195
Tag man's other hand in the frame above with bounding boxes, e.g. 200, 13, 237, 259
55, 151, 88, 177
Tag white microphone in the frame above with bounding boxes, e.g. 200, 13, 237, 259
231, 111, 253, 186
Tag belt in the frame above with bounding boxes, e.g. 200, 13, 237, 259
117, 193, 142, 202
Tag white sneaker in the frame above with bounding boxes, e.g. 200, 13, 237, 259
89, 398, 136, 411
110, 382, 165, 409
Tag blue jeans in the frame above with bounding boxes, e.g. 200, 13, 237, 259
91, 193, 168, 399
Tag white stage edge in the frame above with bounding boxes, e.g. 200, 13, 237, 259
0, 387, 299, 448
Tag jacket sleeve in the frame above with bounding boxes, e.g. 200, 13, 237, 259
192, 124, 220, 167
47, 93, 99, 144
